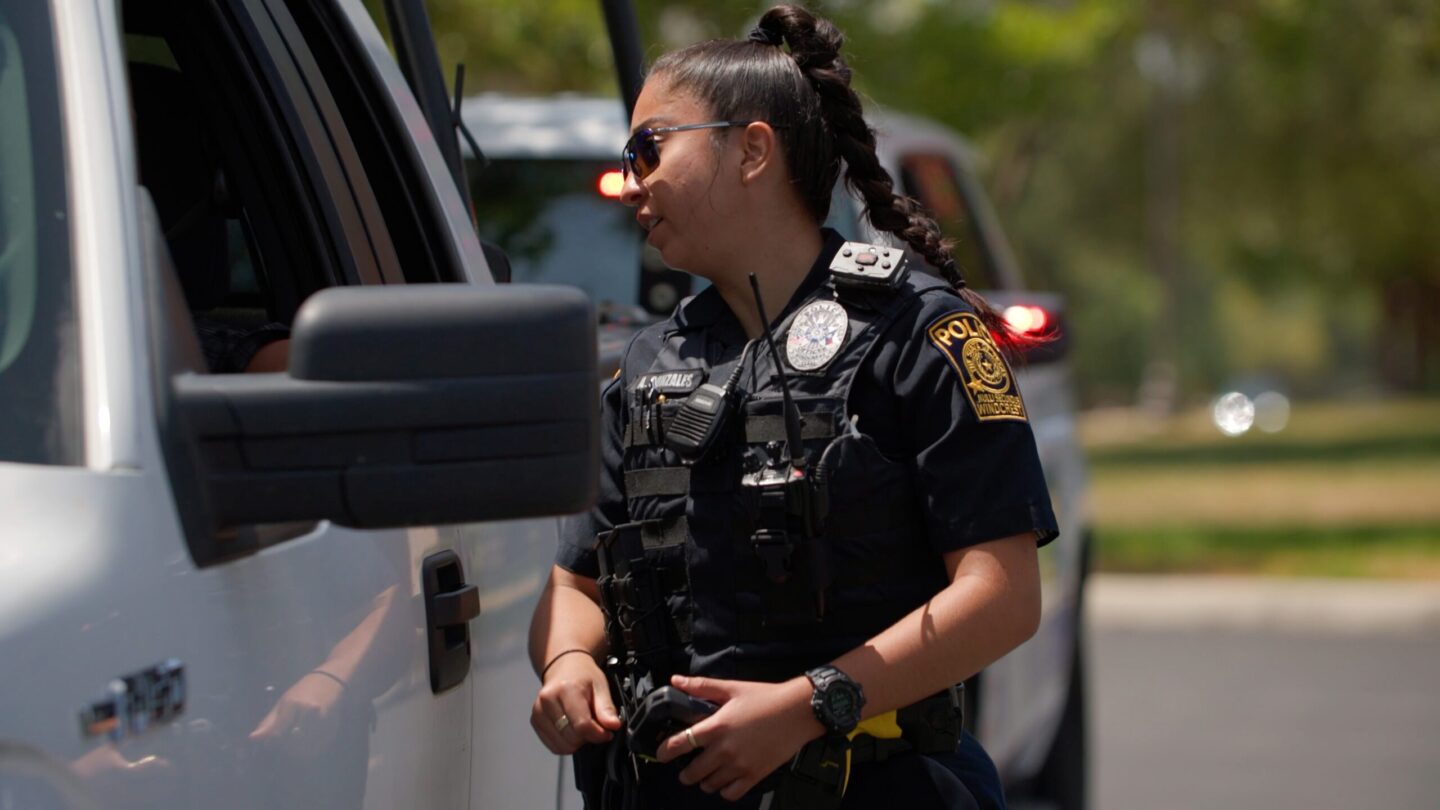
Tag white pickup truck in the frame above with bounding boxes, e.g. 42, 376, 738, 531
0, 1, 599, 808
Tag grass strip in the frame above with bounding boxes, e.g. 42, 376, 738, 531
1095, 524, 1440, 579
1088, 461, 1440, 528
1088, 432, 1440, 469
1081, 398, 1440, 469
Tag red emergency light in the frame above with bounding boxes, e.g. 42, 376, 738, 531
1003, 304, 1051, 336
597, 170, 625, 199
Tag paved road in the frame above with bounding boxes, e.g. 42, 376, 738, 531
1089, 576, 1440, 810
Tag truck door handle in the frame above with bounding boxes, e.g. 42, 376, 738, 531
431, 583, 480, 628
422, 550, 480, 694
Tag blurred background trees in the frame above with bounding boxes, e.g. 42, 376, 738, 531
392, 0, 1440, 408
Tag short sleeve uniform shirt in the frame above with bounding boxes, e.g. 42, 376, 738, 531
560, 230, 1057, 576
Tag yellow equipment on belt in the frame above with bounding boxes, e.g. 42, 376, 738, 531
840, 710, 904, 793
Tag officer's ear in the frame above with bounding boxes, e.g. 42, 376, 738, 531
737, 122, 779, 187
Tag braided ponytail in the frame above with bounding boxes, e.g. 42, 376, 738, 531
650, 4, 1028, 347
749, 6, 1018, 344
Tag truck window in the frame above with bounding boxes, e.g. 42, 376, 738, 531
280, 0, 465, 284
0, 3, 83, 465
124, 0, 425, 374
124, 2, 333, 332
898, 153, 998, 291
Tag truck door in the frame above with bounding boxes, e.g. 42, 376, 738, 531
161, 2, 485, 806
0, 0, 594, 806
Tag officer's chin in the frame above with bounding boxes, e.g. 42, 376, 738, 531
650, 240, 685, 274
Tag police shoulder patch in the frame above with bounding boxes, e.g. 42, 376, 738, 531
926, 311, 1028, 422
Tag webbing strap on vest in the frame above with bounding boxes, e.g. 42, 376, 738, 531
623, 411, 838, 448
743, 413, 835, 444
623, 467, 690, 498
638, 516, 688, 549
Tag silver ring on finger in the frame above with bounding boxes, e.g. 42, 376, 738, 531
554, 714, 571, 732
684, 727, 698, 751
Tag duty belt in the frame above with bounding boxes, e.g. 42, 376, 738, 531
849, 684, 964, 764
771, 685, 965, 809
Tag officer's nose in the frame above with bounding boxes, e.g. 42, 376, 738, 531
620, 171, 646, 208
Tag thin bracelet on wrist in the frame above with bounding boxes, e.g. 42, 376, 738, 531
541, 648, 593, 680
310, 668, 347, 689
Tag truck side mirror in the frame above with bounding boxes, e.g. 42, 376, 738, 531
172, 283, 598, 566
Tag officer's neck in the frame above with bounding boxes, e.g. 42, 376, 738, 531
710, 225, 823, 341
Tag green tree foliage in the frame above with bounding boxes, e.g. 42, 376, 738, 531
401, 0, 1440, 402
362, 0, 619, 92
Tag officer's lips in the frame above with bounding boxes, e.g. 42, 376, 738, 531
637, 213, 664, 242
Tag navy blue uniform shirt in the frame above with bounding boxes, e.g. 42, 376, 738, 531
560, 230, 1056, 576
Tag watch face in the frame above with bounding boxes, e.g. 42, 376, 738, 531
824, 683, 861, 725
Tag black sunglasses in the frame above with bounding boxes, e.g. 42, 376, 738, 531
620, 121, 760, 181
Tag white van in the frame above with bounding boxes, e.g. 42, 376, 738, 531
0, 1, 598, 808
464, 93, 1093, 809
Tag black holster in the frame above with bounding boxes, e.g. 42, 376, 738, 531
592, 520, 693, 807
767, 732, 849, 810
574, 736, 647, 810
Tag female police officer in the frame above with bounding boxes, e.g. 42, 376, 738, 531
528, 6, 1057, 808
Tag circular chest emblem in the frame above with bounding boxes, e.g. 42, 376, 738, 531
961, 337, 1011, 393
785, 300, 849, 371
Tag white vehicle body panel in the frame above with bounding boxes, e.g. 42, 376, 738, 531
456, 518, 566, 809
1, 2, 476, 806
0, 467, 470, 809
53, 0, 144, 471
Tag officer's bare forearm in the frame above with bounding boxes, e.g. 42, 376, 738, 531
831, 532, 1041, 719
528, 564, 610, 678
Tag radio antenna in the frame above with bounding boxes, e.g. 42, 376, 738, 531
748, 273, 806, 472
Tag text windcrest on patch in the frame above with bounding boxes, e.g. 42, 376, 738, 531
926, 311, 1028, 422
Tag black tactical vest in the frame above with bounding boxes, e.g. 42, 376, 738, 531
598, 249, 956, 685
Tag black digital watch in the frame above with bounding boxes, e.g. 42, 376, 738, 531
805, 665, 866, 735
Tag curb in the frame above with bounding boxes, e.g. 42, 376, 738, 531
1087, 573, 1440, 635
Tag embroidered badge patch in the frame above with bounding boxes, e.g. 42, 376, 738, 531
926, 312, 1028, 422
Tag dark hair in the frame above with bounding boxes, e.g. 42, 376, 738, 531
648, 4, 1017, 343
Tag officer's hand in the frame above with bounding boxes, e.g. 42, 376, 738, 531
249, 670, 347, 757
655, 674, 825, 802
531, 653, 622, 755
